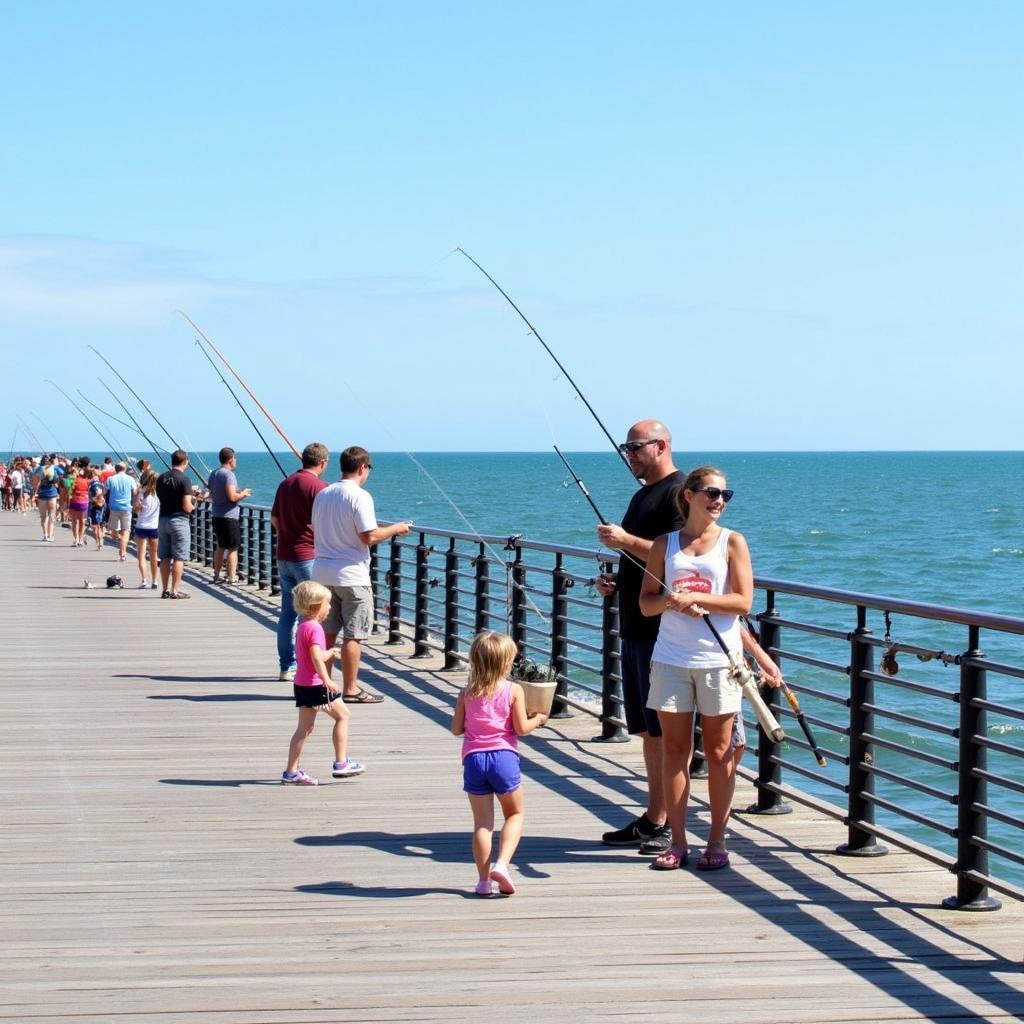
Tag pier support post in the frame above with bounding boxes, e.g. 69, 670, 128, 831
837, 606, 887, 858
745, 596, 792, 815
387, 537, 403, 645
412, 533, 431, 658
549, 555, 572, 720
595, 559, 628, 742
944, 627, 1000, 911
443, 539, 460, 670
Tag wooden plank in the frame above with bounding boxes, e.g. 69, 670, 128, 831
0, 514, 1021, 1024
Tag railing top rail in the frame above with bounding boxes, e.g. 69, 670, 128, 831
241, 505, 1024, 636
757, 576, 1024, 636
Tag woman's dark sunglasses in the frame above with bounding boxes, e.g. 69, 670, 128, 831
693, 486, 734, 503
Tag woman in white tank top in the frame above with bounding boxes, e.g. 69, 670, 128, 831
638, 466, 753, 872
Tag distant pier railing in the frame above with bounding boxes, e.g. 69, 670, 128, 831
188, 501, 1024, 910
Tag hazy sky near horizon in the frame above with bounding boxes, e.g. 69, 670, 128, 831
3, 3, 1021, 455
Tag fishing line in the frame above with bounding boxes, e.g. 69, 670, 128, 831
45, 380, 124, 464
71, 392, 138, 473
15, 415, 46, 456
96, 379, 173, 472
88, 346, 206, 487
337, 379, 550, 630
193, 338, 288, 478
176, 311, 302, 462
455, 247, 631, 472
31, 412, 65, 455
7, 425, 18, 462
179, 437, 213, 480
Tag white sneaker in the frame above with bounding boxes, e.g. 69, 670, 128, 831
278, 668, 296, 682
137, 581, 149, 589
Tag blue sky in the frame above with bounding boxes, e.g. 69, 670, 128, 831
3, 2, 1021, 453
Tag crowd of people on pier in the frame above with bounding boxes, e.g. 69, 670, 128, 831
8, 417, 784, 896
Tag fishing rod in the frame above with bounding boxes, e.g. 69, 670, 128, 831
95, 379, 173, 472
556, 444, 784, 743
177, 311, 302, 462
456, 248, 631, 472
31, 412, 65, 455
88, 346, 206, 487
179, 436, 214, 480
742, 615, 826, 766
15, 415, 46, 456
45, 380, 122, 463
193, 338, 287, 478
7, 425, 17, 463
72, 390, 139, 477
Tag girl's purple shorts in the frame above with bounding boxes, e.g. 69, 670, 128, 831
462, 749, 521, 795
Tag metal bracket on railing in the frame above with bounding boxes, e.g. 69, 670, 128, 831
504, 533, 522, 551
428, 577, 439, 588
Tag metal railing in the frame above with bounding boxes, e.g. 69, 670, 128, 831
187, 501, 1024, 910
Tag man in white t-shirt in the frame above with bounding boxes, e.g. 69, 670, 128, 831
312, 446, 411, 703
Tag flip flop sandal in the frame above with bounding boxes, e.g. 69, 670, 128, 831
697, 846, 730, 871
342, 689, 384, 704
652, 846, 689, 870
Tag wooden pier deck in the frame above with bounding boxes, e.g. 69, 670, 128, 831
1, 513, 1022, 1024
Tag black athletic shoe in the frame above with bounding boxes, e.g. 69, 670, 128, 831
602, 813, 660, 847
638, 825, 672, 855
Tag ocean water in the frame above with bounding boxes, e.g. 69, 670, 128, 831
84, 448, 1024, 889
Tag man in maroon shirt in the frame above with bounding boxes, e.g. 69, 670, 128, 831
271, 442, 329, 681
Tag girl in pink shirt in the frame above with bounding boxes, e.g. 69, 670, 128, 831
451, 631, 548, 897
282, 581, 365, 786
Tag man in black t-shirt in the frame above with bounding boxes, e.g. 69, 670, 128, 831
595, 419, 685, 855
155, 449, 196, 599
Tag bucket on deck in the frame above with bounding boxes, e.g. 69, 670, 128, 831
520, 679, 557, 717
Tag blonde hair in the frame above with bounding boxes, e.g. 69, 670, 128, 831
292, 580, 332, 618
677, 465, 726, 522
466, 631, 518, 698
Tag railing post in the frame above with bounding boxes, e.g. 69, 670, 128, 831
387, 536, 402, 644
203, 504, 213, 566
474, 543, 490, 633
269, 521, 279, 596
944, 626, 1000, 911
256, 508, 267, 589
746, 594, 791, 814
244, 508, 256, 585
837, 605, 887, 857
189, 505, 199, 562
597, 558, 628, 742
369, 547, 381, 635
548, 554, 572, 720
412, 533, 431, 658
443, 539, 459, 670
509, 541, 526, 656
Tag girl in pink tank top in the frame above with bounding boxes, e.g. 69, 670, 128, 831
451, 631, 549, 897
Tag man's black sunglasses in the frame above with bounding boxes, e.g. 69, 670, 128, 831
693, 486, 734, 503
617, 439, 660, 455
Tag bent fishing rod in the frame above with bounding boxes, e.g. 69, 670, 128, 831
555, 446, 784, 743
193, 338, 287, 478
456, 248, 631, 472
15, 414, 46, 456
94, 379, 172, 472
88, 346, 206, 487
742, 615, 826, 766
45, 380, 122, 463
177, 311, 302, 462
31, 412, 65, 456
76, 387, 155, 475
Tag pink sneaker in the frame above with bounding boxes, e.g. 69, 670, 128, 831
474, 880, 495, 897
489, 860, 516, 895
281, 769, 318, 786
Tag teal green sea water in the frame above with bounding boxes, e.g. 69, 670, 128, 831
83, 448, 1024, 888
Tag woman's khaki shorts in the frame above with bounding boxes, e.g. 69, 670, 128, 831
647, 661, 741, 717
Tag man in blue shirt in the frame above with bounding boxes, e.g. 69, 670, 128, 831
105, 462, 138, 563
208, 447, 252, 584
